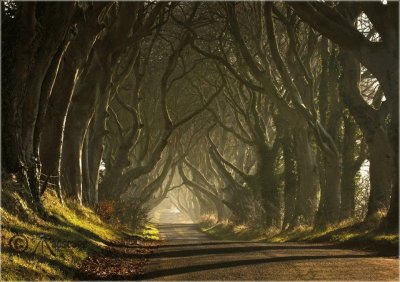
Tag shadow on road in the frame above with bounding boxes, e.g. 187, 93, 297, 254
147, 244, 354, 259
139, 253, 376, 280
141, 220, 398, 280
154, 241, 261, 248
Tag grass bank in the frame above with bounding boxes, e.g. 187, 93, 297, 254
199, 215, 398, 256
199, 220, 268, 241
1, 174, 159, 280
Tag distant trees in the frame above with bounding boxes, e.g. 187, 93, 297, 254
171, 1, 397, 231
2, 1, 397, 232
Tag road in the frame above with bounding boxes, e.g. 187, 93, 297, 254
142, 209, 399, 280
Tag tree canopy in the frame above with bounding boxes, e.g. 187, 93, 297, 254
2, 1, 398, 233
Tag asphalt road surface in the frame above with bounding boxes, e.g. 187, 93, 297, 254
143, 210, 399, 280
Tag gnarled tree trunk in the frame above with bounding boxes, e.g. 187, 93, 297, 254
290, 124, 318, 228
40, 3, 110, 200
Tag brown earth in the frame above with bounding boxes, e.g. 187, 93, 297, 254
75, 238, 160, 280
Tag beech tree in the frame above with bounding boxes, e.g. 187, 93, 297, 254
2, 1, 397, 233
3, 2, 78, 214
289, 1, 398, 230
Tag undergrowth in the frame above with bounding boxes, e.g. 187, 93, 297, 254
198, 221, 266, 241
1, 174, 159, 280
199, 214, 398, 255
198, 214, 270, 241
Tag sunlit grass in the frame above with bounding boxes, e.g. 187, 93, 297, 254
199, 218, 268, 241
141, 224, 160, 240
1, 177, 156, 280
199, 214, 399, 248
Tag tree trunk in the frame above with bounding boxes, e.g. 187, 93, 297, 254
340, 167, 357, 220
315, 153, 341, 228
39, 57, 80, 201
381, 59, 399, 231
2, 3, 75, 214
281, 132, 297, 230
367, 131, 394, 217
81, 132, 91, 205
290, 1, 398, 231
61, 55, 107, 203
40, 3, 110, 199
85, 97, 110, 206
178, 163, 226, 222
340, 115, 359, 220
258, 149, 280, 228
338, 51, 395, 221
385, 176, 399, 231
290, 124, 318, 228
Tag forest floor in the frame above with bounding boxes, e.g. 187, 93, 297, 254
75, 235, 160, 280
1, 174, 159, 281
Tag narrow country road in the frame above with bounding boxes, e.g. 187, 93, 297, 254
142, 211, 399, 280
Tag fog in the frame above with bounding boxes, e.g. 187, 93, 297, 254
149, 195, 194, 224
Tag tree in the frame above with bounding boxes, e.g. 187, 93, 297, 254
2, 2, 77, 214
289, 1, 398, 230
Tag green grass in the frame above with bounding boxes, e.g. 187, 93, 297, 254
199, 215, 398, 254
140, 224, 160, 241
1, 175, 159, 280
270, 222, 398, 256
271, 219, 398, 246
